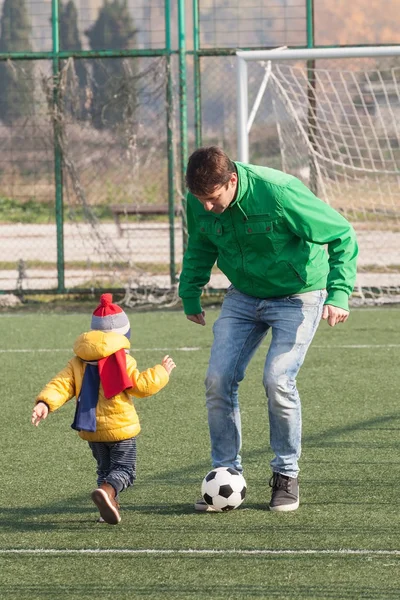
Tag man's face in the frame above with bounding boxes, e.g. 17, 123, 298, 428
194, 172, 238, 214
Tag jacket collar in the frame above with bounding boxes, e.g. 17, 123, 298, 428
229, 162, 248, 208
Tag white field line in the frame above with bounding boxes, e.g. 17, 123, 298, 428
0, 347, 201, 353
314, 344, 400, 348
0, 344, 400, 353
1, 548, 400, 557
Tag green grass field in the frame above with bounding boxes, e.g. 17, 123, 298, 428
1, 306, 400, 599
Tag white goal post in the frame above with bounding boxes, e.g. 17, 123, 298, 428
236, 45, 400, 304
237, 45, 400, 163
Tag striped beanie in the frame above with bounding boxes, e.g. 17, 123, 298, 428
91, 293, 130, 338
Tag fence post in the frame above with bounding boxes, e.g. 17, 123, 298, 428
178, 0, 188, 252
165, 0, 177, 284
306, 0, 318, 196
51, 0, 65, 293
192, 0, 202, 148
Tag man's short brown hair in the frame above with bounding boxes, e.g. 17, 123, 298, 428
185, 146, 236, 196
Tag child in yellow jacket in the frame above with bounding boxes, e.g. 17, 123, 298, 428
32, 293, 176, 525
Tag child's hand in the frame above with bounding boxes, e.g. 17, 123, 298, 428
162, 355, 176, 375
32, 402, 49, 426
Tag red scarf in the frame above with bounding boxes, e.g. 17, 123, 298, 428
98, 349, 133, 399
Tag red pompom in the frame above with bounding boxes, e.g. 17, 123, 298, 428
100, 293, 113, 306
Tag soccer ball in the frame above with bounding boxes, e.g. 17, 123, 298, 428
201, 467, 247, 512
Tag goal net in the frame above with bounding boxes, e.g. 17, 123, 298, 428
237, 47, 400, 305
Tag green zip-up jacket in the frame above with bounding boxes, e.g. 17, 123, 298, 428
179, 162, 358, 315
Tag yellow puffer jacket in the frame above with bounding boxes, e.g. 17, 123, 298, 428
35, 330, 170, 442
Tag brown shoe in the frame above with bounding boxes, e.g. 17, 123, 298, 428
91, 482, 121, 525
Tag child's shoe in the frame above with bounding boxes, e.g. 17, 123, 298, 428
91, 482, 121, 525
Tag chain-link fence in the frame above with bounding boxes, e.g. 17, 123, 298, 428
0, 1, 399, 303
0, 0, 180, 299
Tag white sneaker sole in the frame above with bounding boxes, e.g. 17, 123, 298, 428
194, 500, 218, 512
269, 498, 299, 512
91, 489, 121, 525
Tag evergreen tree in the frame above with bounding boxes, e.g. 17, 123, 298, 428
59, 0, 89, 119
0, 0, 34, 125
85, 0, 138, 129
60, 0, 81, 50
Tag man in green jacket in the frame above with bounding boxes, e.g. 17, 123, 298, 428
179, 146, 358, 512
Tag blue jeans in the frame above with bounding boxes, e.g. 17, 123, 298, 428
89, 437, 137, 495
205, 287, 326, 478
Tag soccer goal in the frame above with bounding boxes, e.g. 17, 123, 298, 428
236, 46, 400, 305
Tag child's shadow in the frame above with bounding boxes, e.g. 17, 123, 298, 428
124, 501, 268, 515
123, 502, 195, 516
0, 498, 97, 532
0, 495, 269, 533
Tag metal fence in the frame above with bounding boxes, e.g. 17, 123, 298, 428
0, 0, 399, 298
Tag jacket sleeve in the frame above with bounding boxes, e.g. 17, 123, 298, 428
36, 361, 76, 412
126, 357, 170, 398
280, 178, 358, 310
178, 196, 219, 315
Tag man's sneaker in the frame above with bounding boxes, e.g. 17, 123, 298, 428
91, 482, 121, 525
269, 472, 299, 512
194, 498, 218, 512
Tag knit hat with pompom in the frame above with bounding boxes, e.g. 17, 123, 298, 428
91, 293, 130, 338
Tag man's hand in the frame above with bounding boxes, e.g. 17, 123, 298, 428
322, 304, 349, 327
31, 402, 49, 426
186, 311, 206, 326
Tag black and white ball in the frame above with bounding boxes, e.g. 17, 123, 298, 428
201, 467, 247, 511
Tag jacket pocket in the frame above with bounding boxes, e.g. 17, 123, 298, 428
287, 262, 307, 284
242, 219, 276, 254
198, 218, 223, 237
244, 221, 273, 235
